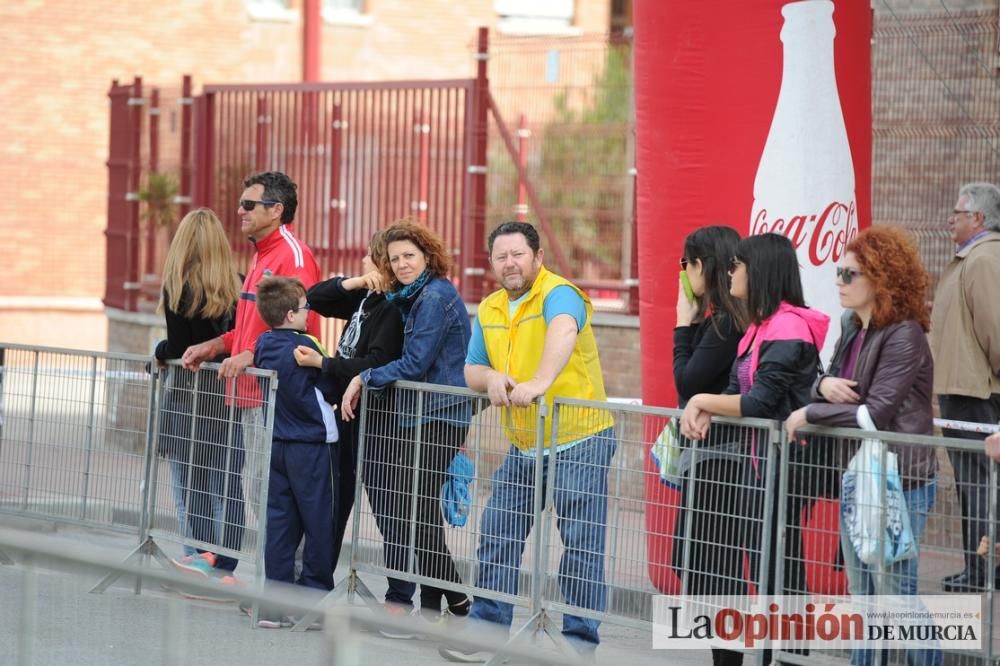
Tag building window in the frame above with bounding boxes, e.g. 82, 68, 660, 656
246, 0, 296, 22
495, 0, 579, 36
323, 0, 372, 27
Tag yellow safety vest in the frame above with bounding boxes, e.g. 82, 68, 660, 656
477, 265, 614, 451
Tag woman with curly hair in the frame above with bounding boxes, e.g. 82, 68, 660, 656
786, 225, 940, 666
341, 219, 472, 625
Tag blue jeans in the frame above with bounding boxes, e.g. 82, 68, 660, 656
840, 477, 942, 666
169, 459, 223, 557
469, 429, 616, 647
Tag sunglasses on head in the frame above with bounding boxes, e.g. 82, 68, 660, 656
837, 267, 864, 285
239, 199, 279, 212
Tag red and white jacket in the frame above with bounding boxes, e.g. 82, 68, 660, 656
223, 224, 321, 406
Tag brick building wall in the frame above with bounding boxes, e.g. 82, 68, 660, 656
0, 0, 611, 351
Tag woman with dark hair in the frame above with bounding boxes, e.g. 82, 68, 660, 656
293, 230, 416, 620
670, 226, 749, 666
341, 219, 472, 623
680, 233, 829, 664
785, 226, 940, 666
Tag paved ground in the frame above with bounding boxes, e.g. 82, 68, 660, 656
0, 520, 710, 666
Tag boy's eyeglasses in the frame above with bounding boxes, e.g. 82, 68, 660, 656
836, 267, 864, 285
239, 199, 279, 211
291, 303, 311, 313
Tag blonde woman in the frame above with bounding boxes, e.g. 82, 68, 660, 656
155, 208, 241, 577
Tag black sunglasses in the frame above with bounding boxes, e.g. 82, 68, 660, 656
239, 199, 280, 212
836, 267, 864, 285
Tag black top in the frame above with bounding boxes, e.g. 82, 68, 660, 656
672, 311, 741, 404
154, 285, 235, 362
306, 277, 405, 396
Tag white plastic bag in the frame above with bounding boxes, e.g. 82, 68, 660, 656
840, 406, 917, 566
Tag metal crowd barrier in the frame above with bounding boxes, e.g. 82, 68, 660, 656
545, 398, 781, 639
335, 380, 1000, 664
1, 527, 577, 666
329, 381, 548, 629
0, 343, 153, 536
92, 359, 277, 604
776, 422, 999, 666
0, 343, 277, 614
4, 343, 999, 662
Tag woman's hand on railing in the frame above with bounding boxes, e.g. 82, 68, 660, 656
785, 406, 809, 445
680, 401, 711, 440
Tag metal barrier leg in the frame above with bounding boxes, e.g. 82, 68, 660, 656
89, 536, 174, 594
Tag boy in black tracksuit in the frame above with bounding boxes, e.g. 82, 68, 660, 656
253, 277, 339, 620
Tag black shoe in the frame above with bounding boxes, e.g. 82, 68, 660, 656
943, 569, 986, 592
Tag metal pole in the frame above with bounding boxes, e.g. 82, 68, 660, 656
406, 391, 425, 578
21, 352, 39, 513
80, 356, 99, 521
515, 113, 529, 222
179, 75, 193, 218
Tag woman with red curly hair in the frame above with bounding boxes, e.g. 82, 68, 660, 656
786, 225, 940, 666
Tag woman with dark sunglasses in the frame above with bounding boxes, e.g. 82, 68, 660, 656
785, 226, 939, 666
670, 226, 749, 666
680, 233, 830, 665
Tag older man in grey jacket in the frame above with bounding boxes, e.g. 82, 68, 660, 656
931, 182, 1000, 592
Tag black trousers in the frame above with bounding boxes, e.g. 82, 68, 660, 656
364, 419, 468, 611
940, 393, 1000, 575
674, 458, 749, 666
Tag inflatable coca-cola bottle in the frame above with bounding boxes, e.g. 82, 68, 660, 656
750, 0, 859, 366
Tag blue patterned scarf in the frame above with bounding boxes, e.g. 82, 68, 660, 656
385, 270, 431, 304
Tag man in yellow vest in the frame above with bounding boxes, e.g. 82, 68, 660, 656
440, 222, 615, 663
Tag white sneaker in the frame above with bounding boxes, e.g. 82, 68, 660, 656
437, 646, 492, 663
378, 603, 418, 640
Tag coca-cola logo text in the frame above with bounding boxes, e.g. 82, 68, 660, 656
751, 200, 858, 266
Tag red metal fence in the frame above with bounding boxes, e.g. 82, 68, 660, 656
104, 78, 141, 312
104, 27, 642, 322
195, 79, 479, 289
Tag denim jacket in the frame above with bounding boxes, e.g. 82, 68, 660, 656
361, 276, 471, 425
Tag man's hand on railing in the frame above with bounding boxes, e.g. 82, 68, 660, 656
484, 370, 516, 407
181, 337, 225, 372
218, 350, 253, 378
986, 433, 1000, 463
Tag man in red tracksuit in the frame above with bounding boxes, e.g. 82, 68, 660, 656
181, 171, 321, 577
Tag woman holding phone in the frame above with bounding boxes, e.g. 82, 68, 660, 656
671, 225, 748, 666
